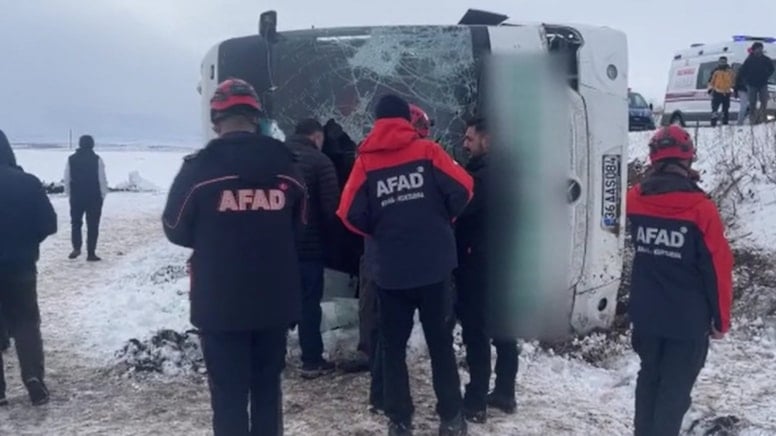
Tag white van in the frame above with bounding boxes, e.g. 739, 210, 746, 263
662, 35, 776, 126
198, 9, 628, 340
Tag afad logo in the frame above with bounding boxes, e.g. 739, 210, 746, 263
376, 167, 425, 198
218, 188, 286, 212
636, 225, 687, 248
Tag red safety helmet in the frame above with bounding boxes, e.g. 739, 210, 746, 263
409, 104, 431, 138
210, 78, 262, 122
648, 125, 695, 163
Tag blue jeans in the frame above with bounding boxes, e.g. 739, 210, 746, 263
298, 261, 325, 365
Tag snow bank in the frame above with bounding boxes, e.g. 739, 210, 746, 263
115, 329, 204, 377
13, 148, 188, 193
113, 171, 161, 192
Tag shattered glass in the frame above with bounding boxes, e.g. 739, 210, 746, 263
266, 26, 480, 156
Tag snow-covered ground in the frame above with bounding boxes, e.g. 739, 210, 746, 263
1, 127, 775, 435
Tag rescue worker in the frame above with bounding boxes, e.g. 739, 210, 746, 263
337, 95, 473, 436
162, 79, 306, 436
627, 125, 733, 436
738, 42, 775, 125
0, 129, 57, 406
64, 134, 108, 261
285, 118, 340, 378
455, 117, 519, 423
351, 104, 434, 416
707, 56, 735, 126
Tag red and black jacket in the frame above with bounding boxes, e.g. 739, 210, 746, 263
627, 169, 733, 339
336, 118, 474, 290
163, 132, 306, 332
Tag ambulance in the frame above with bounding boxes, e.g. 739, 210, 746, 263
662, 35, 776, 126
198, 9, 629, 340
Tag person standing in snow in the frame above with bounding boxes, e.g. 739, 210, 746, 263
0, 129, 57, 406
627, 125, 733, 436
737, 42, 775, 125
706, 56, 735, 126
337, 95, 473, 436
347, 103, 435, 415
162, 78, 306, 436
454, 117, 519, 424
734, 56, 750, 126
284, 118, 340, 379
64, 135, 108, 261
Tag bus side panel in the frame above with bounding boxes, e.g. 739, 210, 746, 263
571, 27, 628, 334
200, 44, 220, 142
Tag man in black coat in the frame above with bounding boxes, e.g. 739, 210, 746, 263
0, 129, 57, 406
65, 135, 108, 261
738, 42, 775, 124
455, 118, 519, 423
285, 119, 340, 378
163, 79, 306, 436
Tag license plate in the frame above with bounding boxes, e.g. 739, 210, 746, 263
601, 154, 621, 230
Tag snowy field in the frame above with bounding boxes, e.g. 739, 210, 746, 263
1, 127, 775, 435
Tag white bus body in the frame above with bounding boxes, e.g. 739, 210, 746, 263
198, 10, 628, 339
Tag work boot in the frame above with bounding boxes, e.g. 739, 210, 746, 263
464, 408, 487, 424
86, 253, 102, 262
388, 421, 412, 436
68, 250, 81, 260
300, 359, 335, 379
25, 378, 49, 406
439, 412, 467, 436
487, 392, 517, 414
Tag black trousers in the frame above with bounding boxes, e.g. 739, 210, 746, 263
0, 269, 45, 392
455, 267, 519, 411
710, 92, 731, 126
378, 282, 462, 425
70, 197, 103, 254
200, 328, 288, 436
632, 332, 709, 436
298, 261, 324, 365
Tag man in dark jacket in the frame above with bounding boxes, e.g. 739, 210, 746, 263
65, 134, 108, 261
285, 118, 340, 378
0, 129, 57, 406
162, 79, 306, 436
455, 118, 519, 424
627, 125, 733, 436
738, 42, 775, 124
337, 95, 474, 436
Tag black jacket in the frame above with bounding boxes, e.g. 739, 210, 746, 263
739, 53, 775, 88
285, 135, 340, 261
0, 133, 57, 272
455, 154, 489, 271
66, 147, 106, 203
627, 167, 733, 339
162, 132, 307, 332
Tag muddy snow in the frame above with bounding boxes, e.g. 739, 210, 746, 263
1, 127, 775, 435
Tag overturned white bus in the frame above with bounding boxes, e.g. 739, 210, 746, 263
197, 9, 629, 340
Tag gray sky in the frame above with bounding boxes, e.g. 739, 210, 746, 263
2, 0, 775, 145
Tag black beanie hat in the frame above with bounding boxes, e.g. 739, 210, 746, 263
79, 135, 95, 149
375, 94, 411, 121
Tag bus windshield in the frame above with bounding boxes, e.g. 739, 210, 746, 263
219, 26, 487, 148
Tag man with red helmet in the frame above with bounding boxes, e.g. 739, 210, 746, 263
163, 78, 306, 436
627, 125, 733, 435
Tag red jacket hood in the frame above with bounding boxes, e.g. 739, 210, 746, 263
359, 118, 420, 154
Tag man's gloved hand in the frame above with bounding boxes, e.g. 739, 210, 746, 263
707, 89, 713, 95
